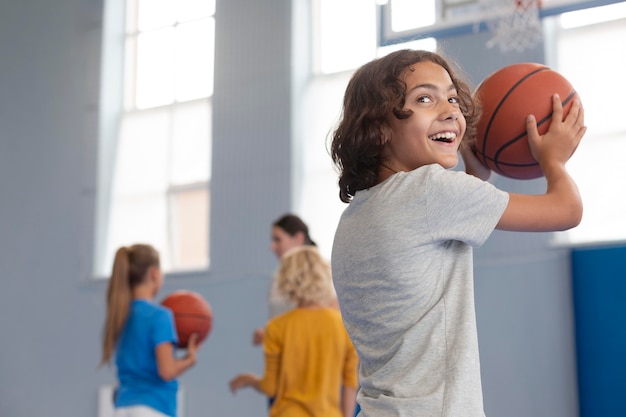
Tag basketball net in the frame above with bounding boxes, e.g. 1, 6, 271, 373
482, 0, 543, 53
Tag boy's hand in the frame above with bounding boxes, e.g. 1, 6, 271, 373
460, 142, 491, 181
527, 94, 586, 170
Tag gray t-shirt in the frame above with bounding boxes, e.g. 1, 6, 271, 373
331, 164, 509, 417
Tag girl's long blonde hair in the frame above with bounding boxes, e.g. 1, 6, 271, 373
99, 244, 160, 366
276, 246, 334, 306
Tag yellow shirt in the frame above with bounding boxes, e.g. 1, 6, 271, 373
258, 307, 359, 417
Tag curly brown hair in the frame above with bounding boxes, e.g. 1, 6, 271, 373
330, 49, 480, 203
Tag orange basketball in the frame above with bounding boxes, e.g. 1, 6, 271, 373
161, 290, 213, 348
474, 63, 579, 179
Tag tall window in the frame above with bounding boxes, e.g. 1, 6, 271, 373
295, 0, 436, 258
546, 1, 626, 245
96, 0, 215, 276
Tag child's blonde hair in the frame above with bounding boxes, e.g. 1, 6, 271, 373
276, 246, 334, 306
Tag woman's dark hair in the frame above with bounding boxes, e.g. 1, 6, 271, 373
273, 214, 316, 246
330, 49, 480, 203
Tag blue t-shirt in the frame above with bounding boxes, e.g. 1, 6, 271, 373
115, 299, 179, 417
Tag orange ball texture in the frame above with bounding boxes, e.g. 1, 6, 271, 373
474, 63, 579, 180
161, 290, 213, 348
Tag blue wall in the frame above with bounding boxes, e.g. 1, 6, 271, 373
572, 243, 626, 417
0, 1, 582, 416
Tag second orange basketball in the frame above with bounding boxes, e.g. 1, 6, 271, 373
161, 290, 213, 348
473, 63, 579, 180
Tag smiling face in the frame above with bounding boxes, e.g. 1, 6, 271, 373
381, 60, 466, 178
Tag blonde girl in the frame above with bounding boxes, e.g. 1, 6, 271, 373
231, 246, 358, 417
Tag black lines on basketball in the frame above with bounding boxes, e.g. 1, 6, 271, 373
481, 66, 548, 160
474, 63, 579, 180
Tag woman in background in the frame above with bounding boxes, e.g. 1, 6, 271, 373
252, 213, 319, 346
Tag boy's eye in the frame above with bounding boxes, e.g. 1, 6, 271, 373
417, 95, 432, 103
449, 96, 460, 104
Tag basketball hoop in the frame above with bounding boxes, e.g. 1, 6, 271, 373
482, 0, 543, 53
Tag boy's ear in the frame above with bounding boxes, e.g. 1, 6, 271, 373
381, 125, 392, 145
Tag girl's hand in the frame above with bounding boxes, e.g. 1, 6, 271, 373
185, 333, 199, 365
252, 328, 265, 346
527, 94, 586, 170
229, 373, 260, 394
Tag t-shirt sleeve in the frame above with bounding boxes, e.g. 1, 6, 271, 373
152, 307, 178, 348
425, 167, 509, 247
258, 321, 281, 397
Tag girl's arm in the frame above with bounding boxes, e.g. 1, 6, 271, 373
230, 351, 278, 396
341, 385, 358, 417
155, 334, 199, 381
229, 373, 262, 393
498, 95, 586, 232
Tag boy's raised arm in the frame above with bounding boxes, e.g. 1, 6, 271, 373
497, 94, 586, 232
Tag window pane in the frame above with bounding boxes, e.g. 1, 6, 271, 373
176, 0, 216, 22
441, 0, 481, 22
168, 187, 209, 270
559, 132, 626, 243
390, 0, 436, 32
114, 108, 170, 195
295, 72, 355, 259
137, 0, 176, 31
377, 37, 437, 57
559, 2, 626, 28
317, 0, 377, 74
175, 18, 215, 101
136, 28, 176, 108
550, 14, 626, 245
556, 18, 626, 136
106, 193, 169, 271
170, 100, 212, 185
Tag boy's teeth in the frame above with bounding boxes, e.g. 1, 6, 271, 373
429, 132, 456, 141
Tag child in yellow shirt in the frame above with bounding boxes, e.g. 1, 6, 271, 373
230, 246, 358, 417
